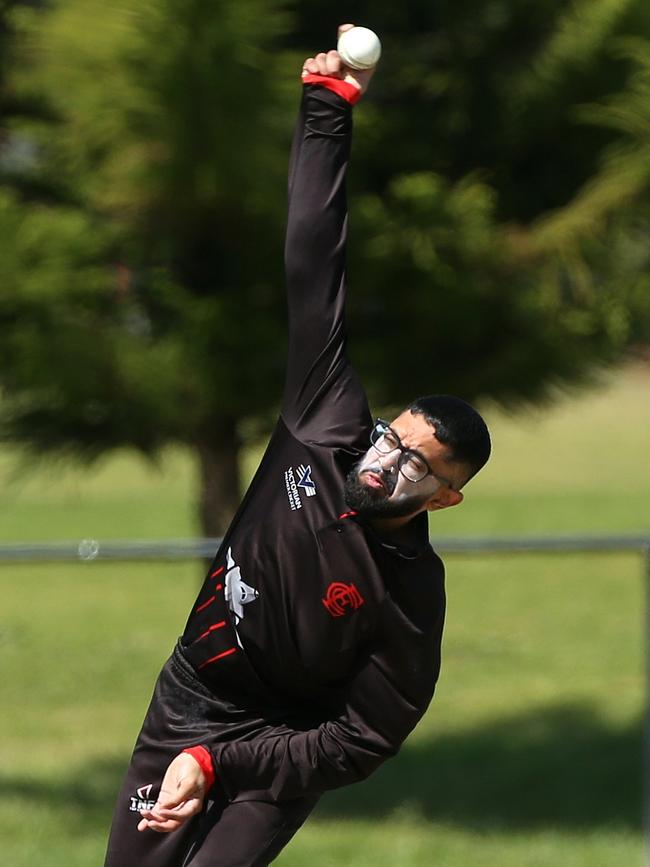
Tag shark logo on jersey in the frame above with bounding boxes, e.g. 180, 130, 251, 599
225, 547, 258, 624
296, 464, 317, 497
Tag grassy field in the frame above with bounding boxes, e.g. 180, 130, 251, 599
0, 363, 647, 866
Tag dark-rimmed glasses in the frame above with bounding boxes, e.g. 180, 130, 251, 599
370, 419, 448, 486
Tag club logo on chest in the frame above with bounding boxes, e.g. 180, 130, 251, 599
322, 582, 365, 617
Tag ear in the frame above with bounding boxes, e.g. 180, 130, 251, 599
425, 487, 463, 512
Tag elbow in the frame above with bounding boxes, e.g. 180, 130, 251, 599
319, 720, 400, 785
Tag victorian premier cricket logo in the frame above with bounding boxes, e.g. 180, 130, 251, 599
284, 463, 317, 510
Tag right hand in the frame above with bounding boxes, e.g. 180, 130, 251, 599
137, 752, 207, 834
301, 24, 377, 96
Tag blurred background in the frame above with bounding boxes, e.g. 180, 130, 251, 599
0, 1, 648, 865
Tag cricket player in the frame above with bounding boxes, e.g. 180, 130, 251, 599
104, 25, 491, 867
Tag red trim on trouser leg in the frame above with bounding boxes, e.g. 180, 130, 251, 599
210, 566, 224, 578
301, 73, 362, 105
182, 745, 216, 791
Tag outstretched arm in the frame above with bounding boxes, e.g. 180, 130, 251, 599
281, 29, 375, 446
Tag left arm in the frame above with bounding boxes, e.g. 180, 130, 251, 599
211, 631, 442, 802
140, 586, 444, 828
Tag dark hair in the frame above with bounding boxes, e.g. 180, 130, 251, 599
409, 394, 491, 487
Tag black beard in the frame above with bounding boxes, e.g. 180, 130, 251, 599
343, 465, 430, 519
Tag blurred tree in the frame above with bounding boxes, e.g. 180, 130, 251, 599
1, 0, 295, 535
304, 0, 650, 405
1, 0, 649, 537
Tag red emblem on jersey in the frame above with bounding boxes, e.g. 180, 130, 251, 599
322, 582, 365, 617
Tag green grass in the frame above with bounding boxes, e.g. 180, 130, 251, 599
0, 363, 647, 865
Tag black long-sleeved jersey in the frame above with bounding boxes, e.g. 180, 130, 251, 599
180, 83, 445, 804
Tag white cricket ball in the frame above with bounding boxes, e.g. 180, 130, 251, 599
337, 26, 382, 70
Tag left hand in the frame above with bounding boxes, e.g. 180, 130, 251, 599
137, 752, 207, 834
302, 23, 377, 95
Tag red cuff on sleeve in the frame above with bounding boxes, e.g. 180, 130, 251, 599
301, 73, 362, 105
183, 746, 216, 791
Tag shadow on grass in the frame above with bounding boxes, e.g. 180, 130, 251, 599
0, 755, 127, 834
317, 701, 642, 830
0, 702, 641, 833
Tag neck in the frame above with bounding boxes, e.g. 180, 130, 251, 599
368, 513, 418, 545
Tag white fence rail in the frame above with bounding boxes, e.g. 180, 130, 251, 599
0, 533, 646, 561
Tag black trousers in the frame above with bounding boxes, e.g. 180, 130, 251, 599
104, 645, 319, 867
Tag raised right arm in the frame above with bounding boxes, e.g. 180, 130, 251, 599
280, 54, 373, 447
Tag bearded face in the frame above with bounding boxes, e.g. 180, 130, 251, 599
343, 451, 437, 519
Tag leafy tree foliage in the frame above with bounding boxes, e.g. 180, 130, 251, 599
1, 0, 295, 532
1, 0, 649, 534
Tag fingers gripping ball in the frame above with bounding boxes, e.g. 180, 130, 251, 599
337, 26, 382, 70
